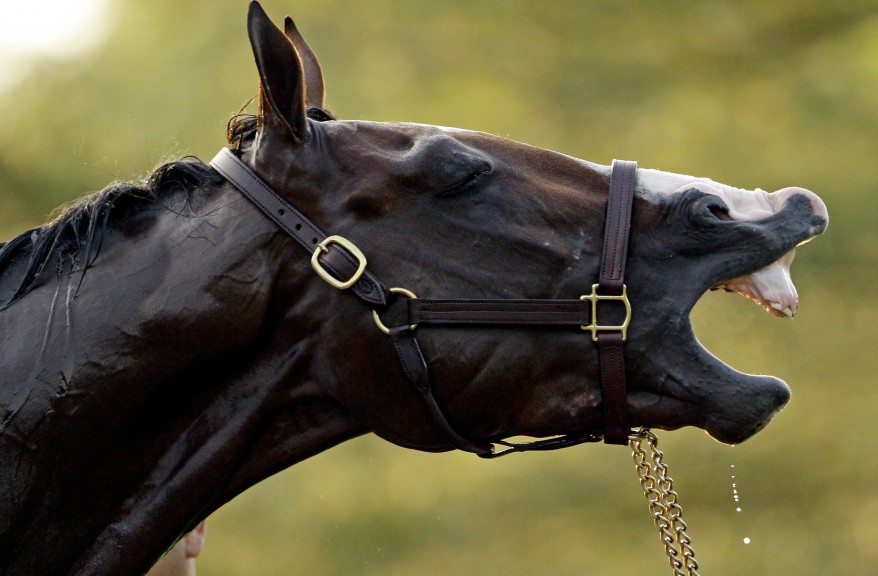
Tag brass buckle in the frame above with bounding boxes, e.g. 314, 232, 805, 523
580, 283, 632, 342
310, 235, 367, 290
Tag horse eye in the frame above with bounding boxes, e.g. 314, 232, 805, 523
439, 163, 493, 197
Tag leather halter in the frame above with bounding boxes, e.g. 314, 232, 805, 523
210, 148, 636, 457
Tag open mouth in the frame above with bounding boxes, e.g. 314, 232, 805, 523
651, 186, 829, 445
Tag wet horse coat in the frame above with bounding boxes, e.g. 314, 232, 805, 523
0, 3, 827, 574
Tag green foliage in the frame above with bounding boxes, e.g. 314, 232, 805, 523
1, 1, 876, 574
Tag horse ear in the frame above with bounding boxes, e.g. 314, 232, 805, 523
284, 17, 325, 109
247, 1, 308, 143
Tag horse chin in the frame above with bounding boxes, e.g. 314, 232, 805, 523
702, 384, 789, 445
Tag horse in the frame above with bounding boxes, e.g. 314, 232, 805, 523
0, 2, 828, 574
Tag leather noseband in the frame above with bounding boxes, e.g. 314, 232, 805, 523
211, 148, 636, 456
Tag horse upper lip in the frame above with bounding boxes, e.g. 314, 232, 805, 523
709, 188, 828, 319
768, 187, 829, 226
713, 251, 798, 318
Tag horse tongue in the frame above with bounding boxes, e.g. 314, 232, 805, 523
718, 251, 798, 318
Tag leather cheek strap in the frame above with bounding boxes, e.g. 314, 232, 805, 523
388, 326, 493, 455
597, 159, 637, 445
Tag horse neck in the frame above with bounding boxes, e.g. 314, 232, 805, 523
68, 342, 365, 575
0, 180, 366, 575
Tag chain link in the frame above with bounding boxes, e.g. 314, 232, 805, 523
629, 428, 701, 576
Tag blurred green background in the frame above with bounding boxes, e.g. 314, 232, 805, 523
2, 1, 876, 574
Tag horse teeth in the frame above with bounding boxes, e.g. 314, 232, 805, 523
769, 302, 794, 318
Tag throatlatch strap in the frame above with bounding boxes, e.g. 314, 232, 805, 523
597, 159, 637, 444
388, 326, 493, 455
210, 148, 389, 307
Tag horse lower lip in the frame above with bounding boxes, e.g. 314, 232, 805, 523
644, 320, 794, 444
703, 377, 791, 445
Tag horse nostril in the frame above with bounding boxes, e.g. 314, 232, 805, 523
708, 204, 732, 221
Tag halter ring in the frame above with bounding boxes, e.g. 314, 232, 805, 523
373, 287, 418, 335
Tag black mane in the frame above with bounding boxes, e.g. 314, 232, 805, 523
0, 106, 336, 310
0, 159, 224, 309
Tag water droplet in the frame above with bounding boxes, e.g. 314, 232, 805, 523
743, 537, 751, 545
730, 467, 742, 506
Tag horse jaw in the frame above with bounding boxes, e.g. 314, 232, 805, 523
628, 327, 792, 445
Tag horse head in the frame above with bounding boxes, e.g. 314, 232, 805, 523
239, 1, 827, 452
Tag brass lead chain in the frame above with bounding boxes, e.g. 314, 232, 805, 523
629, 428, 701, 576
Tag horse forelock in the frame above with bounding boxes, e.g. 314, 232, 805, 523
0, 159, 225, 309
226, 106, 336, 151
